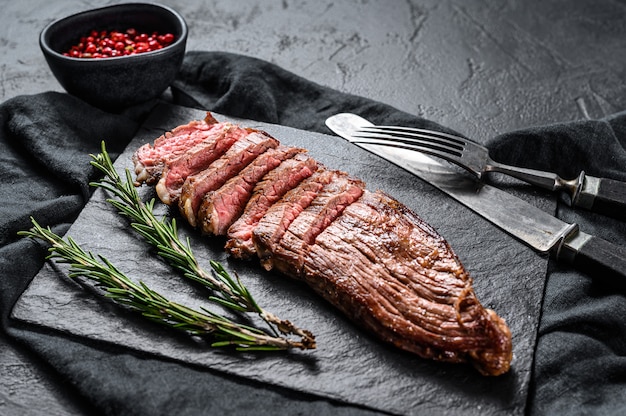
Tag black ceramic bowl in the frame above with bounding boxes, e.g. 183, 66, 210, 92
39, 2, 187, 111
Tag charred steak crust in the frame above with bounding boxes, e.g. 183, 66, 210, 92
133, 112, 513, 376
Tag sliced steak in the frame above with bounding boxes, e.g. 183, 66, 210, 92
223, 154, 320, 258
246, 169, 334, 262
194, 146, 304, 236
155, 124, 251, 205
133, 114, 513, 376
132, 112, 220, 185
179, 130, 280, 226
298, 190, 512, 376
253, 170, 364, 274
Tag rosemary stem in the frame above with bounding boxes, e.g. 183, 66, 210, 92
19, 218, 313, 350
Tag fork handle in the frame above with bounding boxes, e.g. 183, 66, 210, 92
487, 162, 626, 220
486, 160, 570, 194
573, 175, 626, 221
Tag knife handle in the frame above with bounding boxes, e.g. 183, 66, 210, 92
561, 232, 626, 283
573, 175, 626, 221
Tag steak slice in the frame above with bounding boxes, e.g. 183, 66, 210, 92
193, 146, 304, 236
179, 130, 280, 226
223, 154, 320, 258
246, 169, 335, 262
132, 112, 220, 185
253, 170, 365, 274
155, 124, 250, 205
289, 189, 511, 376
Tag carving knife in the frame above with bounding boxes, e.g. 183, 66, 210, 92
326, 113, 626, 281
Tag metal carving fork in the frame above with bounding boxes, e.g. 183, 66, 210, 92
343, 114, 626, 220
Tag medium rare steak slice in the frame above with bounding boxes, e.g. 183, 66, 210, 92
194, 146, 304, 236
223, 153, 320, 258
254, 170, 365, 275
179, 131, 280, 226
132, 113, 220, 185
241, 170, 335, 261
273, 189, 511, 376
155, 124, 250, 205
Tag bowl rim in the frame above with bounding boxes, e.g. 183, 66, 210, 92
39, 2, 188, 63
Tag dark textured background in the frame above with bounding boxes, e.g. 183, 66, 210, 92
2, 1, 626, 415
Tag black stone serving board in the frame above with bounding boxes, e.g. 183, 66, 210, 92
12, 103, 550, 415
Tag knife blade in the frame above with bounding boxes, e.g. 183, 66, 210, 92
326, 113, 626, 281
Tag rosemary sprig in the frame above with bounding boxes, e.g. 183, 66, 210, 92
19, 219, 305, 350
88, 142, 314, 348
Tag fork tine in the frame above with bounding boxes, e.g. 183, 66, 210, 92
350, 130, 483, 177
348, 133, 467, 164
351, 131, 463, 158
358, 126, 466, 151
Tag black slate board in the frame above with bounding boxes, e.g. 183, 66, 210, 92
12, 103, 549, 415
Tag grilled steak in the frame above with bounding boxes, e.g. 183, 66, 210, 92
155, 124, 249, 205
196, 146, 304, 236
132, 113, 513, 376
241, 170, 335, 262
177, 130, 280, 226
254, 169, 364, 275
132, 113, 220, 185
265, 189, 511, 376
224, 152, 319, 258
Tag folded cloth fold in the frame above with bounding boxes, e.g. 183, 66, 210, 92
488, 113, 626, 181
1, 51, 625, 415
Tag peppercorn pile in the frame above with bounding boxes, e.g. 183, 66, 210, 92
63, 28, 175, 59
